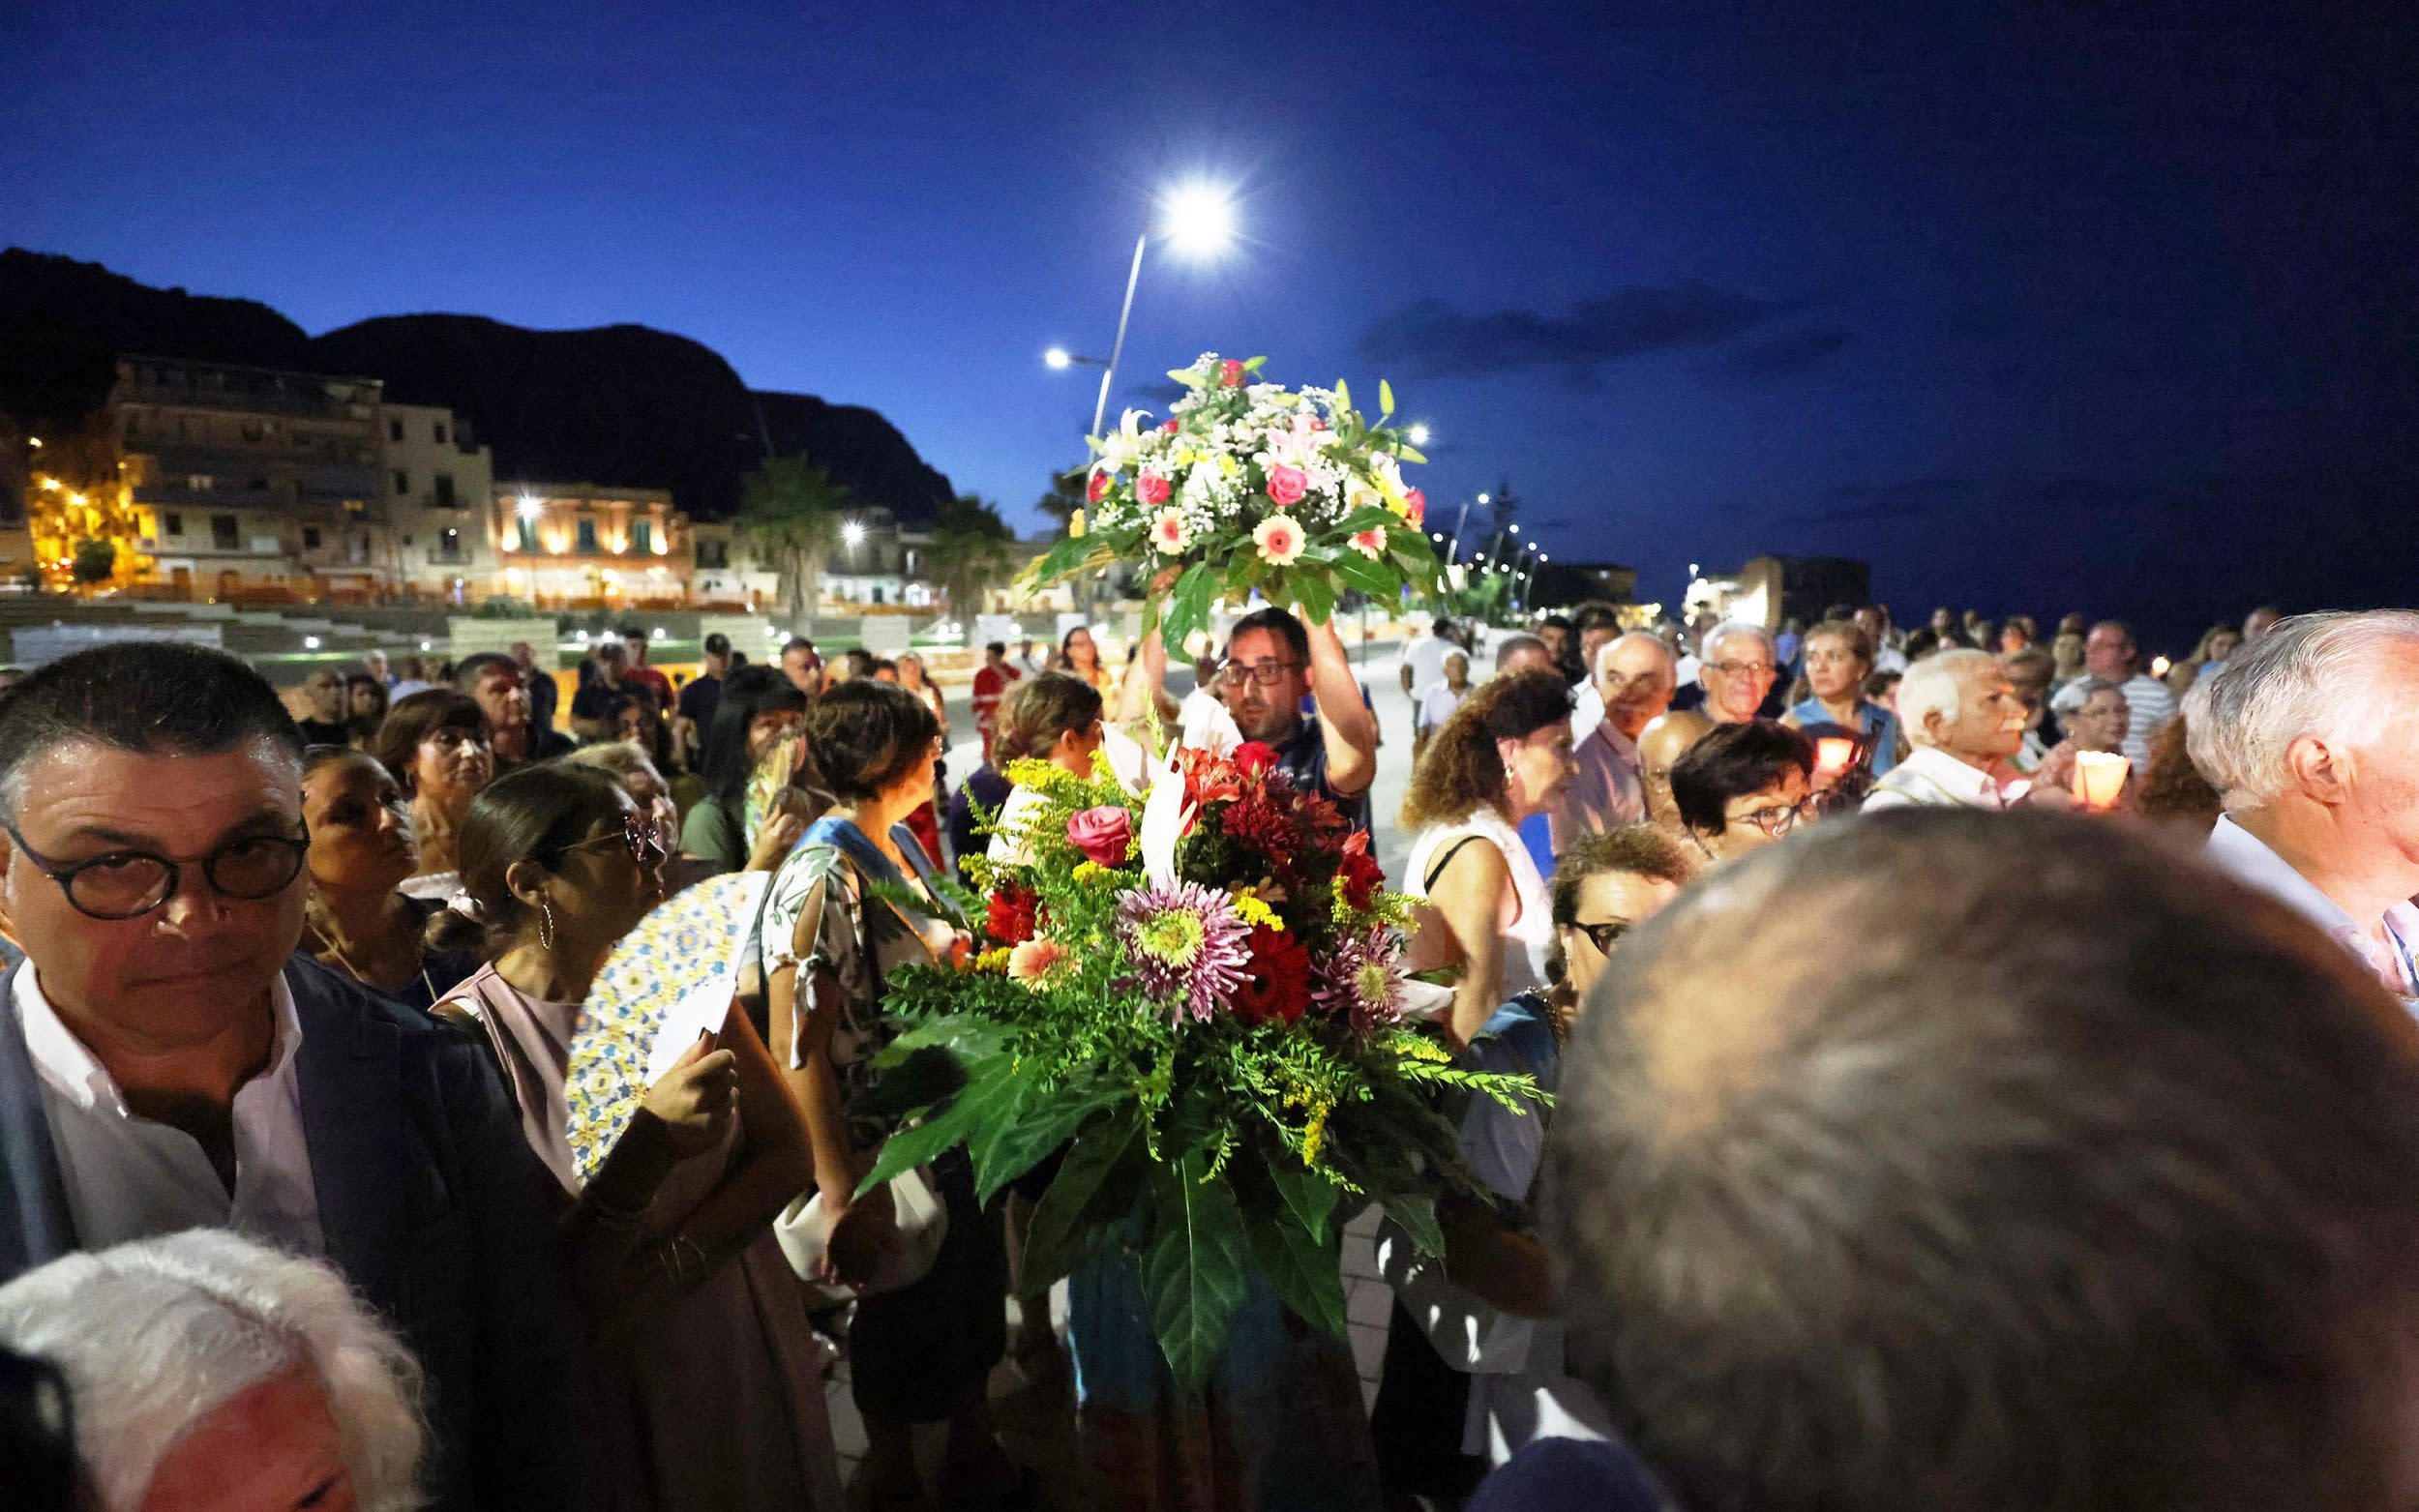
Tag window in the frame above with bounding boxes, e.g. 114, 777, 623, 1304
516, 519, 539, 553
389, 419, 403, 442
433, 473, 457, 509
164, 511, 183, 536
696, 538, 729, 569
439, 527, 461, 559
433, 421, 448, 444
186, 474, 214, 492
211, 515, 239, 550
631, 519, 653, 554
393, 470, 409, 496
124, 413, 140, 439
302, 526, 322, 549
576, 519, 598, 553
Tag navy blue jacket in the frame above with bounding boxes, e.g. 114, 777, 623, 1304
0, 955, 577, 1512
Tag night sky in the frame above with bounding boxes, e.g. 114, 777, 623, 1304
6, 2, 2412, 649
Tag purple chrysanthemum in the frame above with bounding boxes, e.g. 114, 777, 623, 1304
1314, 926, 1408, 1031
1117, 879, 1251, 1023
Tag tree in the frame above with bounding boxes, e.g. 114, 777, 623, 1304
736, 456, 851, 638
70, 539, 115, 585
925, 493, 1018, 637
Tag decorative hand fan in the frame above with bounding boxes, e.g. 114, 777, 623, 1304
742, 733, 804, 845
565, 870, 769, 1186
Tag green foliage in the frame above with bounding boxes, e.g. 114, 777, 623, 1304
868, 748, 1549, 1392
926, 493, 1019, 622
737, 456, 852, 632
69, 538, 114, 584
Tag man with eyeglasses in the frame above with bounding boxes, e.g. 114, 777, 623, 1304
1864, 648, 2046, 811
1696, 620, 1781, 725
1123, 605, 1380, 832
0, 643, 577, 1512
1552, 633, 1679, 855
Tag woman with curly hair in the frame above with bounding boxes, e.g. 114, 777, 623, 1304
1401, 668, 1577, 1047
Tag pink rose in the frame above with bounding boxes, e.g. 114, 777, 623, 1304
1220, 359, 1246, 387
1007, 936, 1068, 987
1137, 468, 1171, 506
1402, 488, 1425, 526
1066, 805, 1134, 866
1163, 418, 1181, 433
1232, 741, 1280, 778
1265, 464, 1308, 507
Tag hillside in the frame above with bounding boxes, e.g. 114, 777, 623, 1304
0, 249, 955, 521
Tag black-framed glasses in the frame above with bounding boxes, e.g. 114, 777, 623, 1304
1570, 919, 1631, 955
1730, 795, 1816, 837
4, 820, 310, 921
555, 817, 668, 870
1221, 660, 1303, 688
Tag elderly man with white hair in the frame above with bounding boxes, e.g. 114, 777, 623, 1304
0, 1228, 426, 1512
2189, 609, 2419, 998
1862, 649, 2035, 810
1553, 633, 1679, 850
1695, 620, 1779, 725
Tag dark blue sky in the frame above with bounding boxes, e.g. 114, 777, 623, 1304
6, 1, 2411, 648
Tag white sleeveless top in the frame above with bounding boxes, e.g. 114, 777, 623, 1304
1405, 806, 1555, 999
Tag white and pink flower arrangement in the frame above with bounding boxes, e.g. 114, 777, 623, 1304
1023, 352, 1445, 649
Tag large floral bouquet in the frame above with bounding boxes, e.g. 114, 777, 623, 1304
1023, 352, 1446, 650
858, 743, 1539, 1388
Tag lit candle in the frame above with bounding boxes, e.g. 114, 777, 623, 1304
2074, 751, 2130, 811
1814, 737, 1857, 782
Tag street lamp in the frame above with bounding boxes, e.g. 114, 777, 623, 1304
1045, 347, 1073, 371
1087, 180, 1239, 440
1406, 423, 1431, 448
841, 520, 867, 548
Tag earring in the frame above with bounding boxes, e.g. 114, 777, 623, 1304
538, 897, 556, 951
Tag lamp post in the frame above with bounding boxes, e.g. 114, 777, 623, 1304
1084, 181, 1238, 441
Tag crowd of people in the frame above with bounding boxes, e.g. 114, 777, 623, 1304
0, 590, 2414, 1512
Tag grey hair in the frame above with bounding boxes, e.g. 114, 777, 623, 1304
0, 1230, 426, 1512
1598, 631, 1676, 678
563, 738, 664, 788
1700, 619, 1777, 665
2187, 610, 2419, 810
1894, 647, 1998, 745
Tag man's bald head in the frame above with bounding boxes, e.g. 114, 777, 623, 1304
1546, 810, 2419, 1511
1636, 709, 1713, 828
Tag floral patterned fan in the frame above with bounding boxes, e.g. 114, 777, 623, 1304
565, 870, 769, 1186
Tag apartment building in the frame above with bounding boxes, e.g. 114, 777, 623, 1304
494, 481, 692, 608
116, 357, 386, 601
383, 401, 495, 602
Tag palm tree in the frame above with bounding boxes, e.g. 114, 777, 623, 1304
737, 457, 851, 638
925, 493, 1018, 636
1035, 468, 1101, 618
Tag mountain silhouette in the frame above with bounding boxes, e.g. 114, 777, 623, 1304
0, 249, 955, 522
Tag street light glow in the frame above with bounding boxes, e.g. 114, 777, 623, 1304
1406, 423, 1431, 447
1508, 523, 1520, 534
517, 492, 543, 520
1158, 182, 1238, 260
1477, 492, 1491, 505
842, 520, 868, 548
1045, 347, 1072, 370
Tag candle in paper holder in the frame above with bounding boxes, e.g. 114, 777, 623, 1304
1814, 737, 1858, 783
2073, 750, 2130, 811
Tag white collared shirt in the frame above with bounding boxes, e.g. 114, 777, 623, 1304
1568, 682, 1605, 743
14, 966, 322, 1256
2205, 815, 2419, 997
1862, 745, 2006, 811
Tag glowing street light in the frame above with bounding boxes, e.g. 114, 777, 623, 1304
517, 492, 544, 520
1084, 179, 1241, 440
1406, 423, 1431, 447
841, 520, 868, 548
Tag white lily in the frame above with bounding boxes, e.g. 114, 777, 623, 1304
1140, 753, 1196, 890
